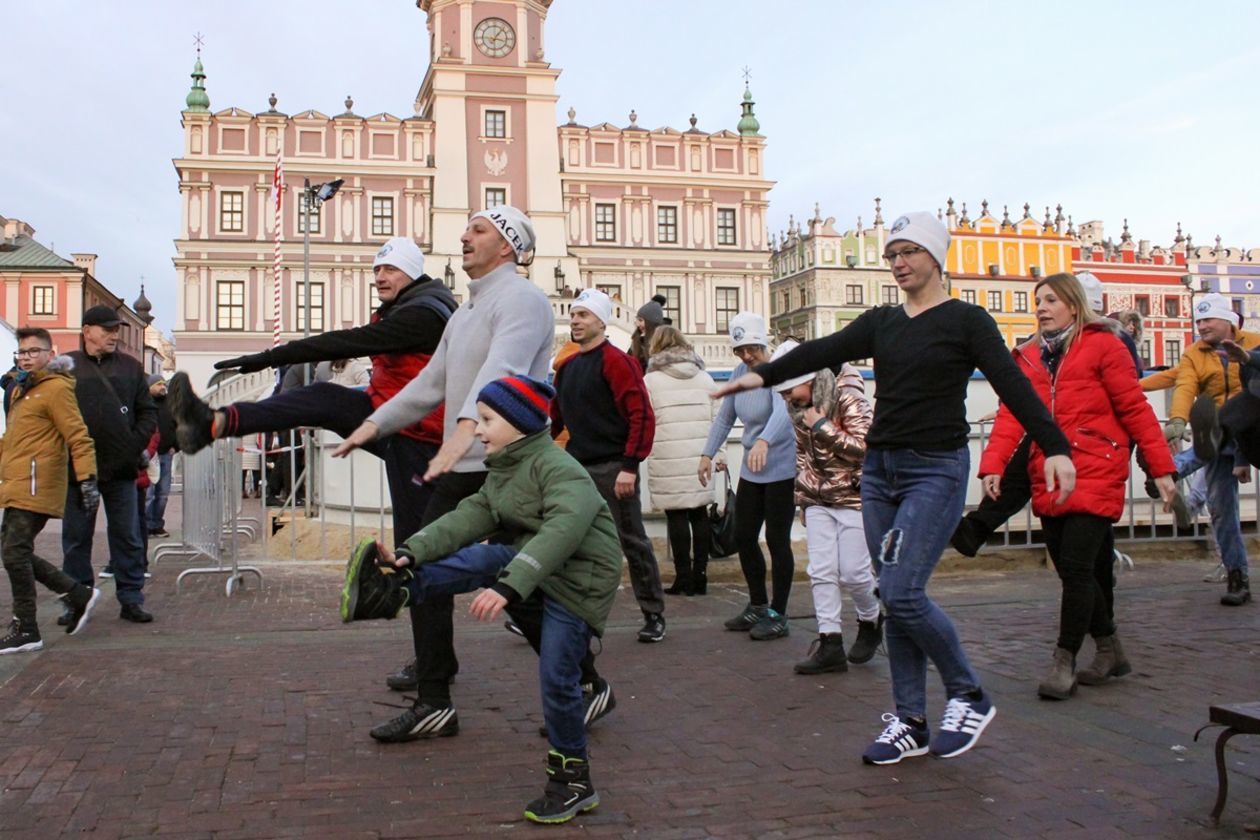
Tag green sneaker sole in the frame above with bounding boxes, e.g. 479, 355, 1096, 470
340, 538, 376, 622
523, 795, 599, 824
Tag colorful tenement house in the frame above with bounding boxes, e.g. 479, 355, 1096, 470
1072, 218, 1193, 369
171, 0, 774, 387
0, 215, 148, 360
1185, 234, 1260, 333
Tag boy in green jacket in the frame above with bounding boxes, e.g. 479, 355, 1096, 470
339, 375, 623, 825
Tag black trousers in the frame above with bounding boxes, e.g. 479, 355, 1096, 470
584, 460, 665, 615
734, 477, 796, 615
952, 437, 1032, 554
409, 470, 489, 705
1042, 514, 1117, 653
664, 506, 709, 572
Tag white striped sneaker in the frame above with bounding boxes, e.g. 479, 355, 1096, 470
538, 679, 618, 738
369, 702, 459, 743
862, 713, 930, 765
929, 694, 996, 758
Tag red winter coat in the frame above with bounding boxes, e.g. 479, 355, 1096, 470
979, 322, 1176, 521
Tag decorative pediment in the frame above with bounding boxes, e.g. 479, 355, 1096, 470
213, 106, 254, 119
366, 112, 404, 124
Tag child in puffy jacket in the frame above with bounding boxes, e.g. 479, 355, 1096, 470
770, 340, 883, 675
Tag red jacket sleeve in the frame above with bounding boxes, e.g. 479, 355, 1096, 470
602, 344, 656, 469
549, 360, 568, 439
1098, 335, 1177, 477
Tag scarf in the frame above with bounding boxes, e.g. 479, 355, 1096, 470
1039, 324, 1074, 376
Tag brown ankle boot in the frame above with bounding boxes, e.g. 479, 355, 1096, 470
1076, 633, 1131, 685
1037, 647, 1076, 700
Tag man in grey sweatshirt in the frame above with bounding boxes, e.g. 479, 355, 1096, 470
334, 205, 555, 743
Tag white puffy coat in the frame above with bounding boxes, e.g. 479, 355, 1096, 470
644, 348, 717, 510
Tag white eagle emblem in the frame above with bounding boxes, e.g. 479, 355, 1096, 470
485, 149, 508, 177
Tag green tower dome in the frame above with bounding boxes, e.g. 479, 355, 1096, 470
737, 83, 760, 136
185, 57, 210, 112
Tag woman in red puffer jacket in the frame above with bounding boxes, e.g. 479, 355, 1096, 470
979, 273, 1177, 702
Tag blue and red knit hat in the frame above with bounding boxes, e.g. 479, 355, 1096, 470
476, 375, 555, 435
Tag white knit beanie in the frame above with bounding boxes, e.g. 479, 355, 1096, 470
373, 237, 426, 280
1194, 293, 1236, 325
769, 340, 816, 392
572, 288, 613, 326
1075, 271, 1105, 313
470, 205, 536, 259
886, 211, 950, 271
729, 311, 769, 348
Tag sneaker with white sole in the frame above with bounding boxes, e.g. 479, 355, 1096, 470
0, 619, 43, 655
929, 693, 996, 758
369, 701, 459, 743
862, 713, 930, 765
538, 678, 618, 738
65, 586, 102, 636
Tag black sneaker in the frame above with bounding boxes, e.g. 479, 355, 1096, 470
340, 538, 410, 622
724, 603, 767, 631
149, 528, 170, 538
539, 678, 618, 738
0, 619, 42, 655
369, 701, 459, 743
168, 372, 217, 455
504, 619, 526, 638
1190, 394, 1222, 461
120, 603, 154, 623
749, 608, 790, 640
386, 659, 418, 691
637, 612, 665, 643
56, 604, 74, 627
64, 586, 102, 636
848, 614, 885, 664
98, 567, 114, 580
523, 751, 599, 825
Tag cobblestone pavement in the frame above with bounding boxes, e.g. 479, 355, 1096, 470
0, 507, 1258, 838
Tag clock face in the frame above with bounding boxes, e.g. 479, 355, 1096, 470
474, 18, 516, 58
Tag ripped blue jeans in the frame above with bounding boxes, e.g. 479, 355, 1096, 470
862, 446, 981, 721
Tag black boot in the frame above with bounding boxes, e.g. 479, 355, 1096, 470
691, 555, 708, 595
794, 633, 848, 674
523, 751, 599, 824
847, 614, 885, 664
167, 372, 217, 454
1222, 569, 1252, 607
664, 563, 691, 596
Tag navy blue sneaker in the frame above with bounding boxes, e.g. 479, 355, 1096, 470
929, 693, 996, 758
862, 713, 930, 765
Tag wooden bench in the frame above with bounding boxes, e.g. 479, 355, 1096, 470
1195, 702, 1260, 824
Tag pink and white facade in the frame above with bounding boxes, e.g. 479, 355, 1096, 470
172, 0, 773, 387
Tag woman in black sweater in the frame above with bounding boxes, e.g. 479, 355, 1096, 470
715, 211, 1076, 766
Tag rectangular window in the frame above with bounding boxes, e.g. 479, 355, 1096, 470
216, 281, 245, 331
298, 193, 321, 234
297, 282, 325, 333
1164, 296, 1180, 318
715, 287, 739, 333
880, 285, 898, 306
371, 197, 394, 236
987, 290, 1003, 312
595, 204, 616, 242
716, 208, 737, 246
484, 109, 506, 139
596, 284, 621, 301
657, 285, 681, 324
1134, 295, 1150, 317
32, 286, 55, 316
845, 284, 863, 305
220, 191, 244, 233
1014, 291, 1028, 312
657, 206, 678, 244
961, 289, 977, 305
1141, 339, 1152, 366
485, 188, 506, 209
1165, 339, 1181, 367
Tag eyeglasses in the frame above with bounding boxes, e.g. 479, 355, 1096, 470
14, 348, 50, 358
883, 246, 928, 265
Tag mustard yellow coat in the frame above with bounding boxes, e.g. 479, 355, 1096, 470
1166, 330, 1260, 421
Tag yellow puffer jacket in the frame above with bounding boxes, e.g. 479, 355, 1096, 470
0, 356, 97, 518
1170, 330, 1260, 421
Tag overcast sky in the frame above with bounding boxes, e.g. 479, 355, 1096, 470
4, 0, 1259, 331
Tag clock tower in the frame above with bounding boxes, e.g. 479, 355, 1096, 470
415, 0, 572, 292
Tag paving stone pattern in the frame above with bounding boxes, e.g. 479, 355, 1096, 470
0, 506, 1258, 838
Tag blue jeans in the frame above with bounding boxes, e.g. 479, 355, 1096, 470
63, 477, 146, 605
1174, 446, 1249, 572
404, 542, 593, 757
862, 447, 980, 720
145, 452, 174, 531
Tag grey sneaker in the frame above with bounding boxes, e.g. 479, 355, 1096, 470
723, 603, 767, 631
749, 608, 790, 640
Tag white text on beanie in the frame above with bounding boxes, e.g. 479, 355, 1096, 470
373, 237, 426, 281
572, 288, 613, 325
470, 205, 536, 259
887, 211, 950, 271
1194, 293, 1237, 326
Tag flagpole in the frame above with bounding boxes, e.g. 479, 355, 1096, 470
272, 147, 284, 348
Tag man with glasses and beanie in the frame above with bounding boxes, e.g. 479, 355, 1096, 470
62, 305, 157, 624
0, 327, 103, 652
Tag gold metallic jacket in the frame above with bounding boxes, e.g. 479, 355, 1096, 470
787, 364, 871, 510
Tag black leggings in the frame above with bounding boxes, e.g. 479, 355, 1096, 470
734, 477, 796, 614
1042, 514, 1117, 653
664, 506, 709, 567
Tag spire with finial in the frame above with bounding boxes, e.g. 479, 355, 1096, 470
185, 34, 210, 112
980, 199, 989, 217
1054, 203, 1064, 233
812, 202, 822, 224
873, 197, 883, 227
1173, 221, 1184, 244
566, 106, 577, 125
856, 215, 863, 233
267, 92, 278, 112
342, 95, 356, 116
1216, 234, 1223, 252
1001, 205, 1012, 229
937, 208, 943, 221
1043, 206, 1054, 232
737, 67, 760, 136
133, 284, 153, 326
1121, 218, 1132, 244
1067, 215, 1076, 237
1186, 232, 1194, 253
628, 109, 638, 128
1022, 202, 1031, 219
959, 202, 970, 226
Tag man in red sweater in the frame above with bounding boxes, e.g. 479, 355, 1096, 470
552, 289, 666, 643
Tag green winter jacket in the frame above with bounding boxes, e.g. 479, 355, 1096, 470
397, 430, 623, 635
